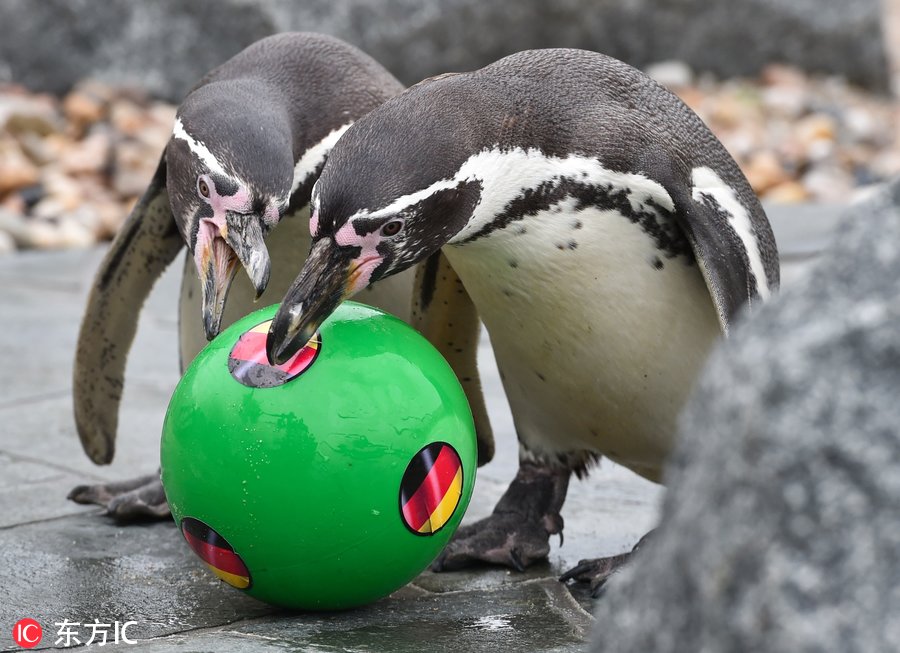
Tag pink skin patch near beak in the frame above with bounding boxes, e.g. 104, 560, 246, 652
193, 181, 253, 290
334, 220, 385, 295
209, 184, 252, 216
263, 203, 279, 227
193, 181, 257, 274
194, 217, 227, 273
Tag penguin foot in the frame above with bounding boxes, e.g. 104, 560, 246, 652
558, 552, 633, 597
68, 472, 170, 522
430, 512, 558, 572
559, 530, 654, 597
431, 460, 570, 572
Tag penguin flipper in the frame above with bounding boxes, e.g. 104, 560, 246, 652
665, 174, 775, 334
413, 251, 495, 466
675, 199, 753, 333
73, 155, 182, 464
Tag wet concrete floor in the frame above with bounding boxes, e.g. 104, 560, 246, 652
0, 204, 839, 651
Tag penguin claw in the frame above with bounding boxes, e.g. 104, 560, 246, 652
68, 472, 170, 522
559, 531, 653, 597
432, 460, 569, 573
430, 511, 556, 572
559, 554, 630, 597
508, 548, 526, 572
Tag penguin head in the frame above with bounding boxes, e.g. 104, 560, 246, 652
167, 80, 295, 339
266, 82, 485, 364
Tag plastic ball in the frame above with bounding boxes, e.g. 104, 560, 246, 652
160, 301, 477, 610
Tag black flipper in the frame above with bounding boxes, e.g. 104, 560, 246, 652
73, 155, 182, 464
412, 251, 495, 465
646, 153, 779, 333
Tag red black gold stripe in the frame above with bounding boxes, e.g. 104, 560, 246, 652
400, 442, 463, 535
181, 517, 251, 589
228, 320, 320, 388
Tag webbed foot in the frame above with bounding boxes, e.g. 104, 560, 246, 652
68, 472, 170, 522
432, 461, 569, 572
559, 531, 653, 597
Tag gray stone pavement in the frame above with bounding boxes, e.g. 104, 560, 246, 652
0, 204, 842, 651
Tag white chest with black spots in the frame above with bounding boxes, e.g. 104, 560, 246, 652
441, 155, 722, 480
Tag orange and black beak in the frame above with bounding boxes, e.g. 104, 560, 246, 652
266, 237, 354, 364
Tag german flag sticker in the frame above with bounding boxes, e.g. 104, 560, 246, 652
400, 442, 463, 535
181, 517, 252, 590
228, 319, 320, 388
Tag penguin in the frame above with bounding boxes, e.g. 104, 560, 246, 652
69, 32, 494, 519
265, 48, 780, 591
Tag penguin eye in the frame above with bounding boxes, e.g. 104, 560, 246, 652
198, 177, 210, 199
381, 220, 404, 237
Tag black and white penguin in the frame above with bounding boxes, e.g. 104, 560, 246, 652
266, 49, 780, 589
70, 33, 493, 519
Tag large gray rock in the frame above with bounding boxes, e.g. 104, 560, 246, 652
0, 0, 277, 101
590, 181, 900, 651
0, 0, 889, 101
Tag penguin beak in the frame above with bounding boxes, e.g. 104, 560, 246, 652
197, 213, 272, 340
266, 237, 354, 365
225, 211, 271, 301
198, 233, 239, 341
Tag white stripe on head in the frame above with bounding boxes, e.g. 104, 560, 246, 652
291, 123, 352, 195
691, 166, 770, 301
342, 146, 675, 243
172, 117, 229, 177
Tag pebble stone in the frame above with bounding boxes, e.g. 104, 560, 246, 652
0, 64, 898, 253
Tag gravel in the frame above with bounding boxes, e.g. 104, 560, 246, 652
0, 63, 897, 253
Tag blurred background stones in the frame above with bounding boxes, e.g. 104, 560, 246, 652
0, 82, 174, 250
0, 0, 888, 98
0, 0, 896, 253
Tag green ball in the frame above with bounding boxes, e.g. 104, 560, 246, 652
160, 301, 476, 610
